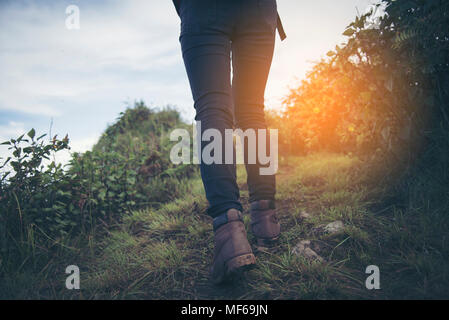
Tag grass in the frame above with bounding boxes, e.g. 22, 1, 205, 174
2, 152, 449, 299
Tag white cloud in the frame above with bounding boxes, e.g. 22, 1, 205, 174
0, 0, 182, 116
54, 134, 99, 166
0, 122, 99, 171
0, 121, 27, 169
0, 121, 27, 142
0, 0, 380, 162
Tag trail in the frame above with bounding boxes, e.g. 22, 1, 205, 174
75, 153, 449, 299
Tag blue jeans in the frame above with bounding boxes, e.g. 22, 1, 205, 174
177, 0, 277, 217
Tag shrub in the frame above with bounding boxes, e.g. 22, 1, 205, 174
271, 0, 448, 171
0, 102, 198, 274
0, 130, 72, 268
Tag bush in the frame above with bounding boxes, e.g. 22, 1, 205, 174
271, 0, 448, 171
0, 130, 72, 268
0, 102, 198, 274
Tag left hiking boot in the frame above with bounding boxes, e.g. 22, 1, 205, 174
210, 209, 256, 285
250, 200, 280, 247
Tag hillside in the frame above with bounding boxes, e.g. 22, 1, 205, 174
1, 0, 449, 299
71, 154, 449, 299
3, 145, 448, 299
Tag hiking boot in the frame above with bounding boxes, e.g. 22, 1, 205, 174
250, 200, 280, 247
210, 209, 256, 284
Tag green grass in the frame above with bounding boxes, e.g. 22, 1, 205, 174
2, 153, 449, 299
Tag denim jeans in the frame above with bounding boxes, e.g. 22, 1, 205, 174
177, 0, 277, 218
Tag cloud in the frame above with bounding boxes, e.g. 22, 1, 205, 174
0, 0, 379, 167
0, 121, 27, 169
0, 121, 27, 141
54, 133, 99, 166
0, 120, 99, 172
0, 0, 184, 116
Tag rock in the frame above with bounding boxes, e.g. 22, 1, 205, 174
299, 210, 311, 219
291, 240, 324, 262
324, 220, 344, 234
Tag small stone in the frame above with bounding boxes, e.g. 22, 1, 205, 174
299, 210, 311, 219
324, 220, 344, 234
291, 240, 324, 262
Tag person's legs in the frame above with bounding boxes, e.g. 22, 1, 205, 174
178, 2, 258, 283
177, 0, 280, 282
232, 0, 277, 204
179, 1, 242, 218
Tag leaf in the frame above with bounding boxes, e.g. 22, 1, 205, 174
127, 177, 136, 185
27, 128, 36, 139
0, 157, 12, 169
13, 149, 21, 157
327, 51, 335, 57
343, 28, 355, 37
98, 191, 106, 201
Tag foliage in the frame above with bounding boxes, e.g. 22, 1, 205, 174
271, 0, 449, 172
0, 102, 198, 280
0, 131, 71, 259
2, 0, 449, 299
67, 102, 197, 227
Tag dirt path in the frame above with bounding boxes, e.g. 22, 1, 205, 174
75, 153, 449, 299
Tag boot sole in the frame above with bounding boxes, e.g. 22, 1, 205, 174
213, 253, 256, 285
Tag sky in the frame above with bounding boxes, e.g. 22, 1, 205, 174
0, 0, 380, 164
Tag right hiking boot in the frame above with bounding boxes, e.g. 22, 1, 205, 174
210, 209, 256, 285
250, 200, 281, 247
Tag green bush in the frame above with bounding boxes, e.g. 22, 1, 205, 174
66, 102, 197, 224
0, 102, 198, 275
0, 130, 73, 271
271, 0, 449, 170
